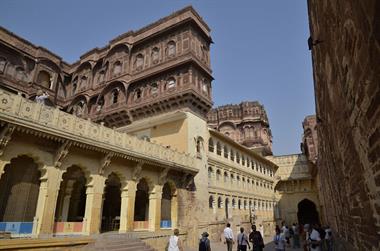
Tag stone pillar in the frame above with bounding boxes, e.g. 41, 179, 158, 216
171, 191, 178, 228
148, 184, 162, 231
119, 180, 137, 233
83, 174, 105, 235
61, 180, 75, 221
34, 166, 63, 237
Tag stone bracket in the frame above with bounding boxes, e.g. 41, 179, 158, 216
99, 152, 114, 174
54, 140, 72, 167
0, 123, 16, 156
158, 167, 170, 185
132, 162, 143, 181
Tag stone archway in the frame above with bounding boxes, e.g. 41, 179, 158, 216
54, 165, 87, 234
134, 178, 149, 229
0, 156, 41, 235
297, 199, 319, 225
101, 173, 121, 232
161, 182, 176, 229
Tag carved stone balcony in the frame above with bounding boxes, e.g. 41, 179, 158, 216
0, 89, 198, 173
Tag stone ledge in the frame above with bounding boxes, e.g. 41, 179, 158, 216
0, 236, 94, 250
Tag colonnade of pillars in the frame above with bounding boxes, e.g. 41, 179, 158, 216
0, 156, 178, 237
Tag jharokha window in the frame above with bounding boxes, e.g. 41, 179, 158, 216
113, 61, 122, 76
152, 47, 159, 63
135, 88, 142, 100
167, 41, 176, 57
111, 88, 119, 104
136, 54, 144, 69
167, 78, 176, 89
151, 83, 158, 95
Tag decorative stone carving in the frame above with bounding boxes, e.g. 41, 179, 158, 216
54, 141, 71, 167
0, 123, 15, 156
99, 152, 114, 175
158, 167, 170, 185
132, 162, 143, 181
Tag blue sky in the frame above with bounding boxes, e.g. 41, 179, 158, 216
0, 0, 315, 155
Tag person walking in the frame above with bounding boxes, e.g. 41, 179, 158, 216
273, 227, 286, 251
307, 224, 321, 251
292, 223, 301, 248
237, 227, 250, 251
249, 225, 264, 251
166, 229, 184, 251
223, 223, 234, 251
199, 232, 211, 251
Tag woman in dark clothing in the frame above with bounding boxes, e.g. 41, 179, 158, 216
249, 225, 264, 251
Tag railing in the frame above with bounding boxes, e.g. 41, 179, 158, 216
0, 222, 33, 237
0, 89, 197, 171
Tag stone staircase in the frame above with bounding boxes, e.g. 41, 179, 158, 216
80, 232, 157, 251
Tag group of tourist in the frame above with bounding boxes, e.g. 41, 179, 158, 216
222, 223, 265, 251
221, 223, 265, 251
165, 222, 332, 251
274, 222, 332, 251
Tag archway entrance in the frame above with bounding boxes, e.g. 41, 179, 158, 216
0, 156, 40, 236
161, 182, 175, 228
297, 199, 319, 225
134, 178, 149, 229
54, 166, 87, 234
101, 173, 121, 232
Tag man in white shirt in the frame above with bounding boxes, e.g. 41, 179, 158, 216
35, 90, 49, 105
223, 223, 234, 251
308, 224, 321, 251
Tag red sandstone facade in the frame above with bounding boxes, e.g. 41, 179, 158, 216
308, 0, 380, 250
207, 102, 273, 156
0, 6, 213, 128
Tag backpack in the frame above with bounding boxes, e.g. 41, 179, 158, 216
199, 238, 207, 251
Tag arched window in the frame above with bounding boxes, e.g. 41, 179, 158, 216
151, 82, 158, 95
224, 172, 228, 183
113, 61, 122, 76
136, 54, 144, 69
236, 152, 240, 164
167, 41, 176, 57
216, 169, 221, 181
15, 67, 26, 81
216, 142, 222, 155
152, 47, 159, 63
223, 146, 229, 158
135, 88, 142, 100
230, 150, 235, 161
217, 197, 222, 208
208, 138, 214, 152
80, 75, 88, 87
196, 137, 203, 154
111, 88, 119, 104
209, 196, 214, 209
167, 77, 176, 89
242, 156, 245, 166
37, 70, 51, 88
208, 167, 213, 179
